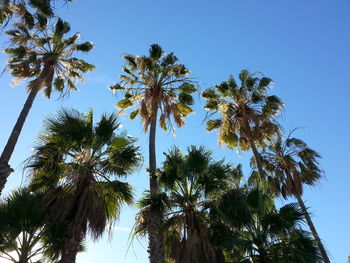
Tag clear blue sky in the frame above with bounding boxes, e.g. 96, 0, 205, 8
0, 0, 349, 262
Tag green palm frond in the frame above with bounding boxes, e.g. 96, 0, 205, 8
112, 44, 197, 133
147, 146, 233, 263
5, 16, 94, 98
26, 108, 140, 247
203, 70, 283, 152
211, 187, 321, 263
0, 188, 61, 262
260, 131, 323, 199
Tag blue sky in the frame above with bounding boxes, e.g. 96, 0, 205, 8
1, 0, 349, 262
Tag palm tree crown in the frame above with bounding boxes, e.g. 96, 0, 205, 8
110, 43, 196, 133
136, 146, 233, 263
0, 189, 46, 263
202, 69, 283, 178
5, 17, 94, 98
203, 69, 283, 150
210, 187, 322, 263
0, 0, 72, 27
26, 109, 140, 262
261, 133, 322, 198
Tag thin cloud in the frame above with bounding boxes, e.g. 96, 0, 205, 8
85, 72, 114, 85
113, 226, 131, 232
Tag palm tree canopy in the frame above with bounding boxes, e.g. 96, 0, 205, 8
5, 16, 94, 98
135, 146, 235, 263
0, 0, 73, 26
159, 146, 233, 198
0, 188, 84, 262
0, 0, 34, 26
203, 69, 283, 150
26, 109, 140, 240
0, 189, 44, 254
210, 187, 322, 263
260, 133, 323, 199
0, 189, 60, 263
110, 44, 197, 133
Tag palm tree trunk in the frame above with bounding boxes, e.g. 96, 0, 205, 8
147, 101, 166, 263
243, 119, 265, 179
0, 81, 41, 196
248, 137, 265, 178
149, 102, 158, 196
60, 233, 81, 263
296, 193, 331, 263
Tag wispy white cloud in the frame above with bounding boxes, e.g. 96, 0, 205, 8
113, 226, 131, 232
85, 72, 115, 85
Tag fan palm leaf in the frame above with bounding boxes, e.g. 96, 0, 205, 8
136, 146, 232, 263
26, 109, 140, 263
210, 187, 322, 263
0, 188, 65, 263
203, 70, 283, 179
0, 0, 73, 27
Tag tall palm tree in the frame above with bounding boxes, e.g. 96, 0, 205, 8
210, 187, 322, 263
110, 44, 196, 263
202, 70, 283, 178
260, 133, 330, 263
26, 109, 140, 263
0, 17, 95, 195
135, 146, 233, 263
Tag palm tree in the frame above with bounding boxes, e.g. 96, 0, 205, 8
260, 133, 330, 263
110, 44, 196, 263
135, 146, 233, 263
0, 188, 62, 263
26, 109, 140, 263
0, 17, 95, 195
210, 187, 322, 263
202, 70, 283, 178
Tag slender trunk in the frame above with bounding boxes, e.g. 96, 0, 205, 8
248, 137, 265, 178
296, 194, 331, 263
147, 101, 166, 263
149, 102, 158, 196
0, 81, 41, 195
243, 119, 265, 179
60, 232, 82, 263
61, 179, 90, 263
